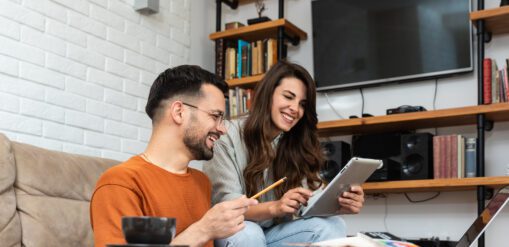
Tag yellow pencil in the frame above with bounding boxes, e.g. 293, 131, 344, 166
250, 177, 288, 199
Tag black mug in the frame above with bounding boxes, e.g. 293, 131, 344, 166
121, 216, 176, 244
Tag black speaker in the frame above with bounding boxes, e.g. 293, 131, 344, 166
352, 133, 403, 181
352, 132, 433, 181
352, 132, 402, 158
400, 133, 433, 180
368, 158, 401, 182
320, 141, 351, 182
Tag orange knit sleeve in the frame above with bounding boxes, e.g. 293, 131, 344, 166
90, 184, 143, 247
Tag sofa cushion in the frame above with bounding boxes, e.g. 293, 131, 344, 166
12, 140, 119, 246
0, 134, 21, 247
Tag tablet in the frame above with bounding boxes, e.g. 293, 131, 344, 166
298, 157, 383, 218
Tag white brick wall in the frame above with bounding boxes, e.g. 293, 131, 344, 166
0, 0, 191, 160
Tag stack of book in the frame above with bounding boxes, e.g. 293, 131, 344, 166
483, 58, 509, 104
432, 135, 477, 179
227, 87, 253, 119
216, 38, 278, 80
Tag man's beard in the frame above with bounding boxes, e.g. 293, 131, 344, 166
183, 120, 215, 161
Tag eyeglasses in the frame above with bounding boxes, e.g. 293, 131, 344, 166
182, 102, 225, 127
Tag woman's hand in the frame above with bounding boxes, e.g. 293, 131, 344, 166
269, 187, 312, 217
337, 185, 365, 214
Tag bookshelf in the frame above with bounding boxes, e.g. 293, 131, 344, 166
363, 176, 509, 194
209, 18, 307, 88
209, 19, 307, 42
210, 19, 307, 88
317, 103, 509, 137
225, 74, 264, 88
214, 0, 308, 118
470, 5, 509, 35
317, 103, 509, 195
471, 7, 509, 246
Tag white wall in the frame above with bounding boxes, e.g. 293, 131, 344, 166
0, 0, 191, 161
195, 0, 509, 245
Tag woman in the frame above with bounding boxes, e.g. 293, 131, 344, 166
204, 61, 365, 247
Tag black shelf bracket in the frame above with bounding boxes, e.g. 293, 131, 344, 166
484, 119, 494, 131
485, 187, 494, 200
284, 33, 300, 46
483, 31, 492, 43
477, 114, 493, 131
221, 0, 238, 9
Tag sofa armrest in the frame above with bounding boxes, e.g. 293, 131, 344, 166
0, 133, 22, 246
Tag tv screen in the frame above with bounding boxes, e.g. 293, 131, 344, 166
312, 0, 473, 91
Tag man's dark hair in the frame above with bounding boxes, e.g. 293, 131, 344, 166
145, 65, 228, 122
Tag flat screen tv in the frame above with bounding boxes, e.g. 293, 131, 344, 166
312, 0, 473, 91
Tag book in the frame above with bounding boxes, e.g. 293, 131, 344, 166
465, 137, 477, 178
285, 232, 419, 247
433, 135, 441, 179
458, 135, 465, 178
483, 58, 492, 104
225, 21, 245, 30
443, 135, 450, 178
225, 47, 236, 80
492, 59, 499, 103
241, 44, 248, 77
224, 47, 234, 80
503, 66, 509, 102
251, 41, 258, 76
228, 88, 236, 118
450, 135, 458, 178
237, 39, 249, 78
499, 69, 506, 102
257, 40, 264, 75
246, 43, 251, 76
215, 39, 225, 78
266, 38, 278, 70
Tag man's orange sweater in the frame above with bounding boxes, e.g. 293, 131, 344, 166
90, 156, 212, 247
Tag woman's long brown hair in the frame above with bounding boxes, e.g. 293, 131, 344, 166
243, 60, 324, 199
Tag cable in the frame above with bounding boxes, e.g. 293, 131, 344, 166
433, 78, 438, 111
433, 78, 438, 135
404, 192, 441, 203
324, 92, 346, 119
360, 88, 365, 116
383, 194, 390, 232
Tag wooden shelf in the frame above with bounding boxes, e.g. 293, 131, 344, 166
209, 19, 307, 42
362, 176, 509, 194
227, 74, 264, 88
237, 0, 256, 4
470, 6, 509, 34
317, 103, 509, 137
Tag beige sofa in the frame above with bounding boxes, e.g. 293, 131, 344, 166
0, 133, 119, 246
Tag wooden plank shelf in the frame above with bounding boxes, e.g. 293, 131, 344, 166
227, 74, 264, 88
209, 19, 307, 42
470, 6, 509, 34
317, 103, 509, 137
362, 176, 509, 194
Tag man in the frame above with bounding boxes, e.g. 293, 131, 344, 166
90, 65, 258, 247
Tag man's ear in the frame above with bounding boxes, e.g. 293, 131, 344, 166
168, 101, 185, 125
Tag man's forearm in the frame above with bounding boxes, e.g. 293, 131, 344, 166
170, 221, 210, 247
